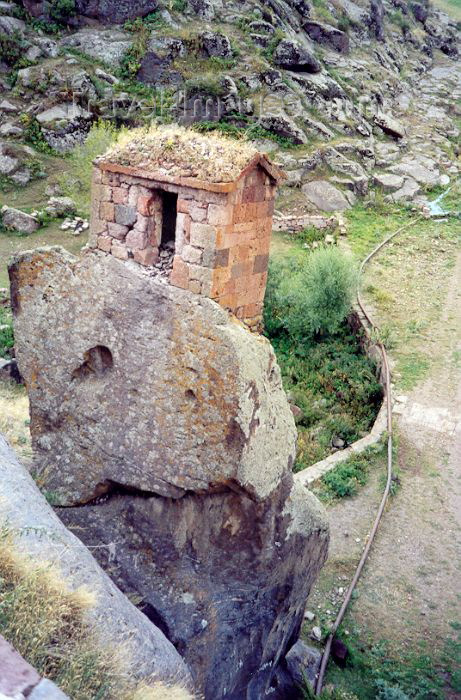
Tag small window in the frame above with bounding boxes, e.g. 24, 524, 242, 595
160, 191, 178, 249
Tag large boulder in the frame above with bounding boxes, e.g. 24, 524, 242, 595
1, 206, 39, 234
9, 247, 329, 700
200, 31, 233, 58
274, 39, 322, 73
0, 433, 192, 689
303, 21, 349, 53
10, 249, 297, 506
259, 114, 308, 144
302, 180, 351, 211
373, 112, 406, 139
60, 29, 133, 68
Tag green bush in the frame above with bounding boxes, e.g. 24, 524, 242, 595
265, 250, 381, 468
59, 121, 119, 216
0, 306, 14, 359
321, 452, 370, 499
0, 31, 27, 67
375, 680, 410, 700
20, 115, 54, 154
49, 0, 76, 24
269, 247, 357, 340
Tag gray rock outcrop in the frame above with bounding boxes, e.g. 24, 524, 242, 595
9, 246, 329, 699
274, 39, 322, 73
302, 180, 351, 211
303, 21, 350, 53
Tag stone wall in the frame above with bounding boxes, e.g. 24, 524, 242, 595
89, 162, 275, 327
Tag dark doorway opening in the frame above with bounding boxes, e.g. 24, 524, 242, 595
161, 191, 178, 249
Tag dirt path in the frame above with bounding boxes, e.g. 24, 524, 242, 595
349, 250, 461, 646
306, 244, 461, 665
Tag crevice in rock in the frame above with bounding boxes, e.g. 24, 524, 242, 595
56, 479, 162, 508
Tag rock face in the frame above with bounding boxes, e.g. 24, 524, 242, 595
303, 21, 350, 53
23, 0, 160, 23
10, 246, 329, 700
274, 39, 322, 73
302, 180, 351, 211
10, 248, 295, 506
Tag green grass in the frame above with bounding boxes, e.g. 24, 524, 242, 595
0, 304, 14, 359
192, 119, 298, 149
432, 0, 461, 21
322, 620, 461, 699
59, 121, 119, 216
395, 352, 430, 391
345, 202, 413, 260
312, 447, 384, 502
269, 326, 382, 469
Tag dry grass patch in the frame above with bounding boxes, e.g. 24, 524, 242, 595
0, 536, 195, 700
0, 382, 31, 463
103, 124, 259, 182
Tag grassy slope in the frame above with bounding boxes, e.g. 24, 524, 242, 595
432, 0, 461, 21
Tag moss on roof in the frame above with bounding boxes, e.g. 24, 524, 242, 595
101, 125, 260, 184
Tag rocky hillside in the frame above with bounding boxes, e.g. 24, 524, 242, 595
0, 0, 459, 217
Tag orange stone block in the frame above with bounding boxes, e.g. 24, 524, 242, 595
170, 256, 190, 290
100, 201, 114, 222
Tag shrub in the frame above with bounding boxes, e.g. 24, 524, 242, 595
274, 247, 357, 340
59, 121, 119, 215
321, 452, 371, 499
375, 680, 410, 699
20, 115, 54, 154
0, 305, 14, 359
49, 0, 76, 24
0, 31, 27, 67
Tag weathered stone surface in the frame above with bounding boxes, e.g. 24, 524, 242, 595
303, 20, 349, 53
302, 180, 351, 211
0, 433, 192, 688
373, 113, 406, 138
200, 31, 233, 58
274, 39, 322, 73
389, 158, 440, 186
28, 678, 69, 700
259, 115, 308, 144
60, 29, 133, 68
0, 635, 40, 697
285, 640, 322, 689
1, 207, 39, 234
10, 246, 329, 699
373, 172, 405, 191
385, 176, 421, 202
10, 248, 297, 505
61, 478, 328, 700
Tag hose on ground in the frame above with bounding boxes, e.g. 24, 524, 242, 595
315, 217, 421, 695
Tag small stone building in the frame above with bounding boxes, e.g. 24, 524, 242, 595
89, 127, 284, 327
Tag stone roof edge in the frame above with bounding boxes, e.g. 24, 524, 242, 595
96, 153, 286, 193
